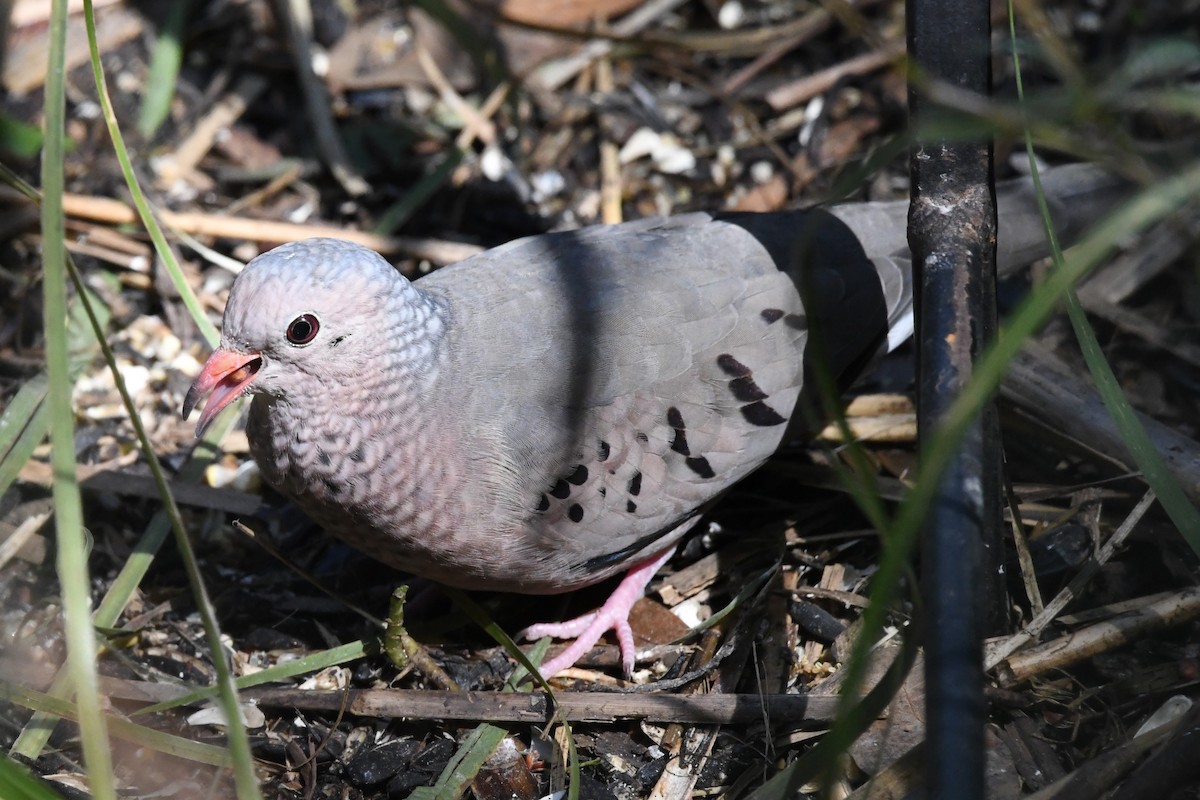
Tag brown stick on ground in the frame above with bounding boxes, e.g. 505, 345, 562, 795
247, 687, 839, 725
1000, 340, 1200, 504
0, 188, 484, 264
996, 587, 1200, 686
1075, 295, 1200, 370
765, 42, 906, 112
1022, 712, 1185, 800
73, 676, 843, 725
155, 75, 268, 186
722, 0, 890, 96
985, 490, 1157, 671
17, 461, 263, 516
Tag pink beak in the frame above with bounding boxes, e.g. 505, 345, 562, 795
182, 348, 263, 437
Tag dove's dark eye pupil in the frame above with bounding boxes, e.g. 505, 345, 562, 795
286, 314, 319, 345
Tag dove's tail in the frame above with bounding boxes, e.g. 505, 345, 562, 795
992, 163, 1133, 274
830, 162, 1133, 353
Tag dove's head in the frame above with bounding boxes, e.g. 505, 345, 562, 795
183, 238, 436, 436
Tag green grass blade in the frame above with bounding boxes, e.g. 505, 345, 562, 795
745, 635, 919, 797
0, 161, 41, 199
442, 588, 558, 692
81, 0, 218, 347
41, 1, 116, 796
90, 414, 236, 635
0, 755, 63, 800
373, 151, 462, 235
3, 682, 232, 768
75, 3, 258, 795
406, 639, 555, 800
1110, 87, 1200, 120
135, 639, 374, 715
9, 415, 237, 760
0, 382, 49, 495
136, 0, 191, 138
408, 723, 510, 800
806, 64, 1200, 800
1008, 6, 1200, 551
865, 162, 1200, 676
1063, 292, 1200, 549
0, 289, 109, 498
441, 590, 580, 799
63, 258, 260, 794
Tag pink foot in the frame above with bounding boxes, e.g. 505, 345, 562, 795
520, 547, 676, 679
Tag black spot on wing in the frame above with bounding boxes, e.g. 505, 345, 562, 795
350, 445, 365, 463
626, 500, 637, 513
718, 353, 788, 427
761, 308, 785, 323
567, 465, 589, 485
568, 503, 584, 523
536, 494, 549, 512
717, 353, 750, 377
686, 456, 716, 479
729, 376, 768, 403
628, 471, 642, 496
666, 407, 690, 455
742, 401, 788, 427
598, 440, 611, 461
636, 431, 650, 444
667, 407, 715, 478
549, 479, 571, 499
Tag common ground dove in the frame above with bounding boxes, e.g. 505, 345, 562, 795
184, 164, 1125, 678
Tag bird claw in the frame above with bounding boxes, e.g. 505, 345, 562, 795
522, 607, 633, 679
520, 611, 599, 642
519, 547, 675, 679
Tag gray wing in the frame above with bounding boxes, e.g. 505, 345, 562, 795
419, 209, 889, 591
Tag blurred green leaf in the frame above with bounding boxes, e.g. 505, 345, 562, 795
1010, 13, 1200, 555
0, 113, 43, 159
82, 0, 218, 347
374, 151, 462, 235
135, 639, 374, 715
137, 0, 192, 138
0, 290, 109, 499
3, 681, 231, 767
0, 756, 62, 800
1106, 37, 1200, 91
42, 0, 116, 795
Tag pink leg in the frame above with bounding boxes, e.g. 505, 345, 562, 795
520, 547, 676, 679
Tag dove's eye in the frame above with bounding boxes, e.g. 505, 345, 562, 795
286, 314, 320, 345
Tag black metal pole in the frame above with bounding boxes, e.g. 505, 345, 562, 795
907, 0, 1004, 795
